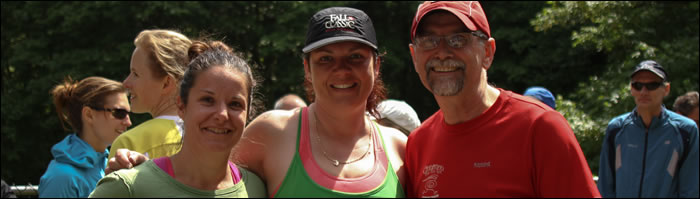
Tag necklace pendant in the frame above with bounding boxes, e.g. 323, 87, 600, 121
333, 160, 340, 166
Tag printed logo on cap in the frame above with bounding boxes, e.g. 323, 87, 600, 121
325, 14, 356, 30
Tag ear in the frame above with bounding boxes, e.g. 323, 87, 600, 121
161, 75, 176, 95
482, 38, 496, 71
82, 106, 95, 124
303, 58, 311, 81
374, 55, 381, 76
663, 82, 671, 97
176, 95, 185, 118
409, 44, 419, 73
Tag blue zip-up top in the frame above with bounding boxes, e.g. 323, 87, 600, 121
598, 107, 699, 198
39, 134, 109, 198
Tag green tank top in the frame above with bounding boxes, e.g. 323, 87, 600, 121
273, 107, 405, 197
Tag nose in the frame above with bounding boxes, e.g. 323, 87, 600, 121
214, 102, 229, 122
433, 40, 455, 60
123, 115, 132, 127
123, 75, 132, 88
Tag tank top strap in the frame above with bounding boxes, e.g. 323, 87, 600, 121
153, 156, 175, 178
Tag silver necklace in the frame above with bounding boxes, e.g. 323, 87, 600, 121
312, 108, 372, 167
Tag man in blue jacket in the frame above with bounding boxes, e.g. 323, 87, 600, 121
598, 60, 699, 198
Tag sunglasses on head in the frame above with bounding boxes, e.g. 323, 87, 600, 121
631, 81, 663, 91
89, 106, 131, 119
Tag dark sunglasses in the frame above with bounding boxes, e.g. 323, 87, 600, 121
414, 31, 488, 50
89, 106, 132, 119
631, 82, 663, 91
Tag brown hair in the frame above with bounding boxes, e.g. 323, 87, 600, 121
180, 40, 261, 122
674, 91, 699, 116
51, 76, 127, 136
133, 29, 192, 81
302, 52, 387, 118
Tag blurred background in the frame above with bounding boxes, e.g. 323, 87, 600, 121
2, 1, 698, 192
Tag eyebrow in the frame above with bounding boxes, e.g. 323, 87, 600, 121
316, 43, 369, 54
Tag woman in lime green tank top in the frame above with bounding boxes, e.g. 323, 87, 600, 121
108, 29, 192, 162
231, 7, 408, 197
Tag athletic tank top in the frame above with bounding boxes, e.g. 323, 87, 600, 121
273, 107, 405, 197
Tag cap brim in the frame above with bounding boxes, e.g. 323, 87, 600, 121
302, 36, 378, 53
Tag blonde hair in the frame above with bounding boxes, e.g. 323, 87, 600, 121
134, 29, 192, 81
51, 76, 127, 135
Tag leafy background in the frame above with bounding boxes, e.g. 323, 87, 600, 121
2, 1, 698, 186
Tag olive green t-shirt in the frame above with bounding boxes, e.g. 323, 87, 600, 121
89, 160, 267, 198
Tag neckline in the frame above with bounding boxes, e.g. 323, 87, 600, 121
299, 107, 389, 192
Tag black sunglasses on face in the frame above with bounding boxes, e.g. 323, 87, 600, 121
631, 81, 663, 91
89, 106, 131, 119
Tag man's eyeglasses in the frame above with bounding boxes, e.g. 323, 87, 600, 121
413, 31, 488, 50
89, 106, 132, 119
631, 82, 663, 91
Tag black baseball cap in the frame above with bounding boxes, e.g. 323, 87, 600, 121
302, 7, 378, 53
630, 60, 668, 81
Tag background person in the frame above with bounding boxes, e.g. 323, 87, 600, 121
404, 1, 600, 197
371, 99, 421, 135
523, 86, 556, 110
107, 29, 192, 166
39, 76, 132, 198
89, 40, 266, 197
598, 60, 699, 198
673, 91, 699, 128
273, 93, 307, 110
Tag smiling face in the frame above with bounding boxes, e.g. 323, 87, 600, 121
178, 66, 249, 152
410, 11, 492, 97
305, 41, 378, 108
630, 71, 669, 111
123, 47, 168, 114
91, 92, 132, 147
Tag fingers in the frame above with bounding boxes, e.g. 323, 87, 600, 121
105, 149, 150, 174
115, 149, 135, 169
130, 152, 148, 165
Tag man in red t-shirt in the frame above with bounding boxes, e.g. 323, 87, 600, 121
405, 1, 601, 197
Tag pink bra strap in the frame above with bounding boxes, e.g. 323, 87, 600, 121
153, 157, 175, 178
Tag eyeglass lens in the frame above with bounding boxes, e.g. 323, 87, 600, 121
631, 82, 662, 91
416, 33, 473, 50
91, 106, 130, 119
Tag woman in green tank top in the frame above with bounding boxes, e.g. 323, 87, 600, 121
231, 6, 408, 197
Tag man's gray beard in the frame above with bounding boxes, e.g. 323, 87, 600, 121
429, 76, 464, 96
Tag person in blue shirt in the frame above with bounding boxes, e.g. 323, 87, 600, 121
523, 86, 556, 110
598, 60, 699, 198
39, 76, 132, 197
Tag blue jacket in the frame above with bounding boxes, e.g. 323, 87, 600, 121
39, 134, 108, 198
598, 107, 699, 198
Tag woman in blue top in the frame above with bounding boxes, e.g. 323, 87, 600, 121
39, 76, 132, 197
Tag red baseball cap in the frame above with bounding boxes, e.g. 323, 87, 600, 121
410, 1, 491, 41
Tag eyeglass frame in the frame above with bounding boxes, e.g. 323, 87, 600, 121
412, 30, 489, 50
631, 81, 665, 91
88, 106, 132, 119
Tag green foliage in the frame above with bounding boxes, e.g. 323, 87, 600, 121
2, 1, 697, 186
557, 95, 606, 175
533, 1, 699, 175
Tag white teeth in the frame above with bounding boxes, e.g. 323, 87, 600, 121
206, 128, 230, 134
332, 83, 354, 89
432, 66, 458, 72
